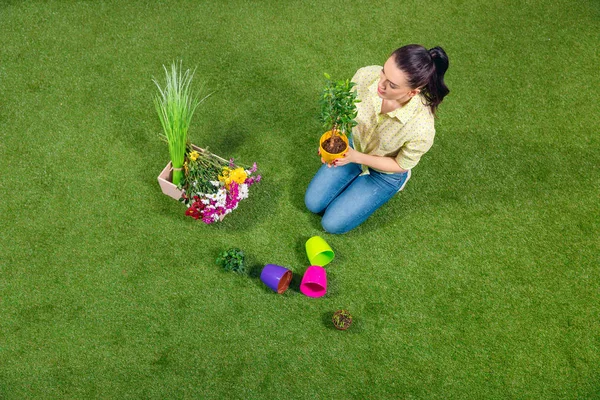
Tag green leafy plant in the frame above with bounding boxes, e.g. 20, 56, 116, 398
320, 73, 360, 138
332, 309, 353, 330
216, 248, 246, 274
153, 61, 212, 185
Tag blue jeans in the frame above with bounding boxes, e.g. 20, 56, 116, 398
304, 162, 410, 234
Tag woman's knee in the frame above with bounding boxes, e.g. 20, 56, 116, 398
305, 191, 325, 214
321, 213, 351, 235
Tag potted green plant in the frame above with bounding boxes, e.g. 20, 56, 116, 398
153, 61, 211, 187
332, 309, 353, 330
319, 73, 360, 164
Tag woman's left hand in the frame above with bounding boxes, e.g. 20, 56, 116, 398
333, 147, 361, 167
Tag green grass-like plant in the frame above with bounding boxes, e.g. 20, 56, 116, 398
153, 61, 211, 185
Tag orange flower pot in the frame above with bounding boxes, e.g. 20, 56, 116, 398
319, 130, 349, 164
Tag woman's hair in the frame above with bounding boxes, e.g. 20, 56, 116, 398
391, 44, 450, 114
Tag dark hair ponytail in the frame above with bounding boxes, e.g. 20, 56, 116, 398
392, 44, 450, 115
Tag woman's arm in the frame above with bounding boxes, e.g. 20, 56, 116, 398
329, 147, 407, 173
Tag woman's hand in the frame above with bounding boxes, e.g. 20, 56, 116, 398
318, 147, 328, 165
332, 147, 361, 167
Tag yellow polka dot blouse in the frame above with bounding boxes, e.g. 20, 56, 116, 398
351, 66, 435, 173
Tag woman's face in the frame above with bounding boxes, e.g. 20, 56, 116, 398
377, 56, 420, 103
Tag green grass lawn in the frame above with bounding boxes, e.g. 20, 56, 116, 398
1, 0, 599, 398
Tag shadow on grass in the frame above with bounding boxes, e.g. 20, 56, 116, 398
214, 180, 284, 231
293, 236, 311, 267
149, 176, 285, 232
201, 122, 248, 157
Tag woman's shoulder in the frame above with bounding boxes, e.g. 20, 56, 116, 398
352, 65, 382, 85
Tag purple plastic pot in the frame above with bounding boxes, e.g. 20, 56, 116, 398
300, 266, 327, 298
260, 264, 293, 294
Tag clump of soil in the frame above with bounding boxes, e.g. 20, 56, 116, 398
323, 135, 347, 154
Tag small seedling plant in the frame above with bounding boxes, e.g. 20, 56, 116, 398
216, 248, 246, 274
320, 73, 360, 154
332, 309, 353, 330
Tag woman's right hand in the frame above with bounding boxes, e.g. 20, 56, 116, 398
318, 147, 333, 167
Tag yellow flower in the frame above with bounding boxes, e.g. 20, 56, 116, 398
218, 167, 231, 184
229, 167, 247, 184
189, 151, 200, 161
218, 166, 246, 189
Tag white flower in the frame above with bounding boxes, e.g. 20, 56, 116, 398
238, 184, 249, 200
210, 181, 220, 187
213, 189, 227, 208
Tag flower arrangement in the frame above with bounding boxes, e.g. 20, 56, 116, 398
180, 145, 261, 224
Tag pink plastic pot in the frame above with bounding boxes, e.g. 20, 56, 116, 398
260, 264, 293, 294
300, 266, 327, 298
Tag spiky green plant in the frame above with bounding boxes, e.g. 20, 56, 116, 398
153, 61, 211, 185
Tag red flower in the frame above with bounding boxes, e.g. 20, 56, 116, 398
185, 208, 200, 220
185, 198, 206, 220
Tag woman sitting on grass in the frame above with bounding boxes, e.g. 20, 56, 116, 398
305, 44, 450, 234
